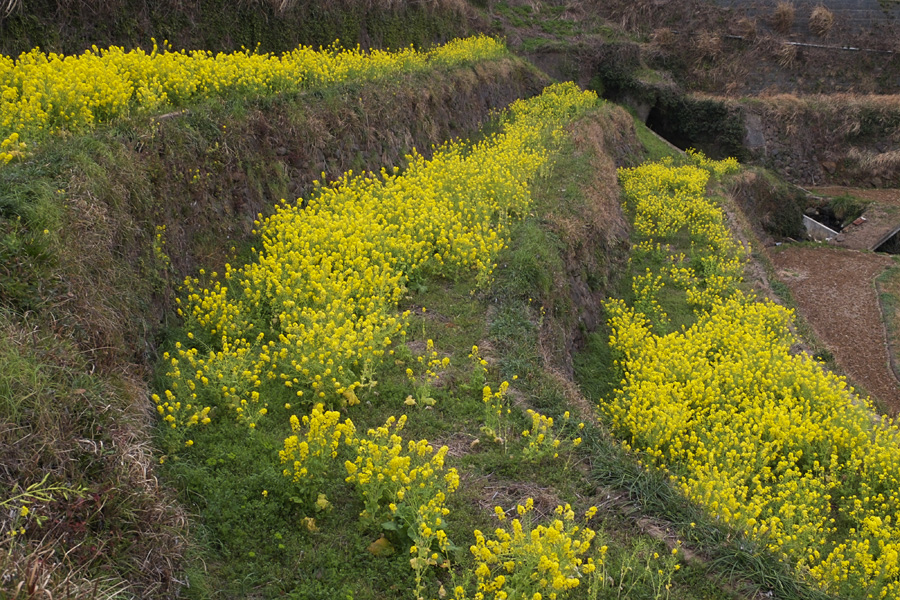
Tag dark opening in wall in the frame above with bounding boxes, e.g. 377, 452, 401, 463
805, 205, 844, 232
876, 228, 900, 254
645, 104, 691, 151
643, 95, 747, 161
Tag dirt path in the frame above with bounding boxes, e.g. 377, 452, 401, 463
769, 246, 900, 413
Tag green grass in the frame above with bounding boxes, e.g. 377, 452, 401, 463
0, 54, 552, 598
827, 194, 869, 227
630, 113, 683, 164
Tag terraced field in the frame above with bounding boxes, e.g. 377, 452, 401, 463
4, 27, 900, 600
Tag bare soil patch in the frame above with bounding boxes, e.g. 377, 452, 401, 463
769, 245, 900, 413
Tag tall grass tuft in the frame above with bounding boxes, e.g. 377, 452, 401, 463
771, 0, 795, 34
808, 4, 834, 38
776, 41, 797, 68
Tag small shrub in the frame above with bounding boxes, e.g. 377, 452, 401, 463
693, 31, 724, 64
809, 5, 835, 38
652, 27, 676, 49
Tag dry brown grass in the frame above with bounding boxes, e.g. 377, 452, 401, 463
1, 0, 20, 17
0, 312, 188, 599
652, 27, 677, 49
776, 41, 798, 67
771, 0, 795, 34
809, 4, 834, 38
693, 30, 724, 64
267, 0, 468, 14
735, 16, 757, 40
739, 93, 900, 184
561, 0, 587, 22
758, 93, 900, 139
846, 147, 900, 177
0, 543, 130, 600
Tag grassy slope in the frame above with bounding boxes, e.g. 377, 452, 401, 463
575, 119, 836, 600
0, 5, 849, 594
154, 102, 841, 599
0, 81, 830, 598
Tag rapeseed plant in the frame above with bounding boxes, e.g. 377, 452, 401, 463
344, 414, 460, 597
158, 82, 600, 437
405, 338, 449, 407
521, 409, 583, 462
481, 381, 511, 447
279, 403, 356, 507
467, 500, 598, 600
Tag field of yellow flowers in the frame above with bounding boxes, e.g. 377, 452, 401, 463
6, 31, 806, 599
143, 62, 838, 595
605, 155, 900, 599
155, 81, 599, 444
0, 35, 507, 164
150, 81, 625, 599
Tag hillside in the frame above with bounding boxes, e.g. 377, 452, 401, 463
2, 2, 900, 600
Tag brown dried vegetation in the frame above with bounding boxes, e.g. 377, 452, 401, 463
770, 1, 796, 34
808, 4, 834, 38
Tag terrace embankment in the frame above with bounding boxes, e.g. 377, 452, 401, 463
0, 0, 483, 56
0, 56, 547, 597
5, 57, 548, 369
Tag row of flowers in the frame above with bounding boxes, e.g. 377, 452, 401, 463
0, 35, 507, 164
606, 155, 900, 598
153, 82, 608, 598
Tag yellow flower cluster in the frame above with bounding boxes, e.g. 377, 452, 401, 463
685, 147, 740, 177
0, 35, 507, 164
631, 268, 669, 329
481, 381, 511, 445
521, 410, 583, 461
0, 131, 26, 164
152, 385, 212, 431
279, 403, 356, 499
343, 414, 460, 594
618, 160, 746, 315
344, 414, 459, 528
159, 82, 599, 434
467, 500, 598, 600
606, 158, 900, 598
